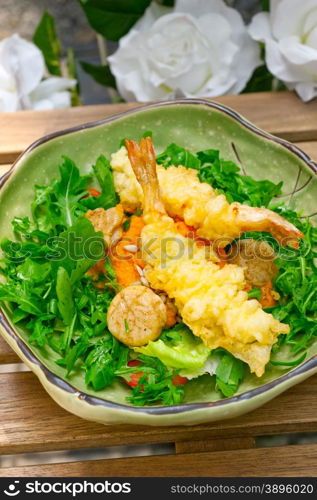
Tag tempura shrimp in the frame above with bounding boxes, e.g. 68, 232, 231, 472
125, 137, 289, 377
85, 205, 124, 247
111, 145, 303, 248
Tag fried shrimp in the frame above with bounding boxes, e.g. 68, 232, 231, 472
85, 205, 124, 247
107, 285, 166, 347
125, 137, 290, 377
111, 146, 303, 247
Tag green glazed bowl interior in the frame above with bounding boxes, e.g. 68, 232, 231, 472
0, 99, 316, 425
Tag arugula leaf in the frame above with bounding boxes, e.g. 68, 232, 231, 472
197, 149, 283, 206
160, 323, 183, 344
61, 334, 91, 375
12, 216, 33, 237
0, 156, 116, 360
156, 143, 200, 170
85, 336, 128, 391
118, 354, 185, 406
51, 218, 104, 278
61, 313, 77, 352
270, 352, 307, 367
265, 208, 317, 355
75, 278, 115, 335
80, 155, 118, 211
56, 157, 92, 228
247, 287, 262, 300
119, 131, 153, 149
17, 259, 51, 283
93, 155, 118, 208
56, 267, 75, 326
28, 316, 54, 347
216, 352, 246, 397
32, 157, 91, 232
31, 182, 60, 233
0, 282, 45, 316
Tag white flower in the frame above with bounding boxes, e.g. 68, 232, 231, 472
108, 0, 260, 101
0, 34, 76, 112
249, 0, 317, 101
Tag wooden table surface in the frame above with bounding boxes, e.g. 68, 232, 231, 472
0, 91, 317, 477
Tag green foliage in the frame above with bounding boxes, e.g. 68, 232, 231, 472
78, 0, 152, 41
135, 323, 210, 371
31, 157, 92, 232
51, 218, 104, 278
247, 286, 262, 300
118, 354, 185, 406
33, 11, 62, 76
0, 155, 115, 354
93, 155, 118, 208
157, 0, 175, 5
80, 155, 118, 211
268, 209, 317, 357
55, 157, 92, 228
0, 140, 315, 405
67, 48, 82, 106
215, 351, 246, 397
85, 335, 128, 390
243, 65, 274, 93
197, 149, 283, 206
157, 144, 282, 207
262, 0, 270, 11
157, 143, 201, 170
56, 267, 75, 326
80, 61, 117, 89
0, 282, 45, 316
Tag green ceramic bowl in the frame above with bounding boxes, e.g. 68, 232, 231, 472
1, 99, 316, 426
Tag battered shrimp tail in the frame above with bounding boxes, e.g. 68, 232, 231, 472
125, 137, 166, 222
235, 204, 304, 248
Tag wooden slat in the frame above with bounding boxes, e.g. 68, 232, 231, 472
0, 336, 19, 364
1, 92, 317, 164
0, 371, 317, 455
0, 102, 139, 163
1, 444, 317, 477
175, 437, 255, 454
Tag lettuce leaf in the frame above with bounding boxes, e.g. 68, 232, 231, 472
134, 324, 210, 371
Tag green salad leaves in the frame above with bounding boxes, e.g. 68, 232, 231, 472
0, 137, 315, 406
134, 323, 210, 372
157, 143, 283, 206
